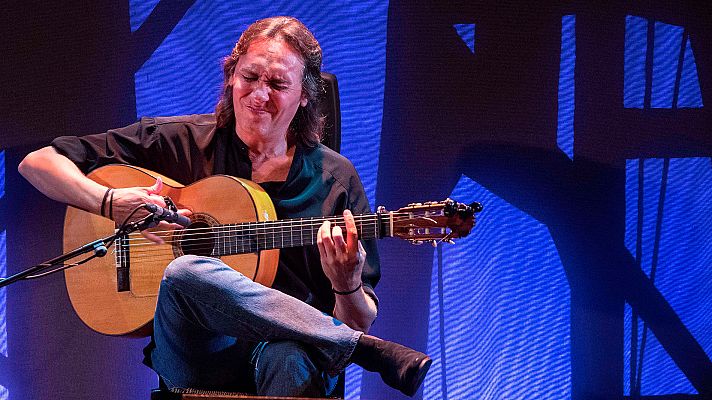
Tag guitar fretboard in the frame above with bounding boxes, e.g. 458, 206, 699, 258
207, 214, 384, 256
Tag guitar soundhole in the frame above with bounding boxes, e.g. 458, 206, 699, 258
179, 221, 215, 257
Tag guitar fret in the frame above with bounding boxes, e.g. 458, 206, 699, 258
237, 223, 244, 253
262, 222, 266, 248
292, 219, 304, 246
265, 222, 269, 250
264, 222, 269, 251
247, 225, 251, 252
308, 218, 313, 245
217, 227, 222, 256
230, 223, 234, 255
251, 222, 258, 253
259, 222, 265, 251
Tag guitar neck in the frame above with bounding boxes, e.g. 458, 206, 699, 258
211, 213, 390, 256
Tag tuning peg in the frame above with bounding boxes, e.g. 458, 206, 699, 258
469, 202, 483, 213
429, 238, 455, 247
417, 216, 438, 224
434, 232, 456, 246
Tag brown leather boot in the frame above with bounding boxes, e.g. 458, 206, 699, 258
350, 334, 432, 397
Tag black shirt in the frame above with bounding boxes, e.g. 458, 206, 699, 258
51, 113, 380, 314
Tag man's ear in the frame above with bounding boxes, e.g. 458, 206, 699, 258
300, 96, 308, 107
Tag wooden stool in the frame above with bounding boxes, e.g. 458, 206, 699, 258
150, 387, 339, 400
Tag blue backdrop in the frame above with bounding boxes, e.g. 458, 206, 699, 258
1, 1, 710, 399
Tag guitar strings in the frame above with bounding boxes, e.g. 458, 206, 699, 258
123, 222, 383, 249
114, 213, 452, 261
106, 212, 456, 266
120, 215, 433, 249
121, 223, 446, 252
122, 227, 450, 258
124, 213, 411, 235
119, 212, 428, 242
123, 224, 383, 251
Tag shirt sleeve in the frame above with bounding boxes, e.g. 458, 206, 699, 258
50, 116, 216, 184
50, 118, 163, 175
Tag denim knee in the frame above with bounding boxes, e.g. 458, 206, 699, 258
163, 255, 219, 285
254, 341, 326, 397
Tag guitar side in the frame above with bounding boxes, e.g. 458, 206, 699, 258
63, 165, 279, 336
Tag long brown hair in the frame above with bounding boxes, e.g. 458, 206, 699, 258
215, 16, 324, 147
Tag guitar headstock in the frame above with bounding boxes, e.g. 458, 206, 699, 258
380, 199, 482, 245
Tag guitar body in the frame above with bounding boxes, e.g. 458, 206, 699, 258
63, 165, 279, 337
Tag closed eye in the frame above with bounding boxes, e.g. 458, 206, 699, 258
269, 82, 288, 91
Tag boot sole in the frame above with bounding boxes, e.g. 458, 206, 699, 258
403, 356, 432, 397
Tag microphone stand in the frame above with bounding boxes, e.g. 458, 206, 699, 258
0, 215, 156, 289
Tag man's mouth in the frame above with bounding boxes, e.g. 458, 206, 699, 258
246, 105, 269, 115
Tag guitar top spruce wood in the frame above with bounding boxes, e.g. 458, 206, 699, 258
63, 164, 480, 336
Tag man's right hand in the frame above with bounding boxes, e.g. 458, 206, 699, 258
19, 147, 190, 245
109, 177, 192, 244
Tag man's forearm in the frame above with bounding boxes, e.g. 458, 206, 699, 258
18, 146, 106, 213
333, 288, 377, 333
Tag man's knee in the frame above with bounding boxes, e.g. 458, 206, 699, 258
255, 341, 324, 396
163, 255, 217, 284
258, 341, 318, 375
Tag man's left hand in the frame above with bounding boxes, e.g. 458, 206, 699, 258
317, 209, 366, 293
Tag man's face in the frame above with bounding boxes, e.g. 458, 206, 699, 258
232, 38, 307, 142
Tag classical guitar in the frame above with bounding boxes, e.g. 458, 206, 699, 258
63, 164, 481, 336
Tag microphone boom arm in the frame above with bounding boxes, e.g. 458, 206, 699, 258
0, 212, 155, 288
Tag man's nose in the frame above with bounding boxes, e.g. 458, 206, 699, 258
252, 82, 270, 102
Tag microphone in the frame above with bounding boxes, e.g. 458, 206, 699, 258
143, 203, 191, 227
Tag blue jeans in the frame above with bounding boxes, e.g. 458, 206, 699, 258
150, 255, 359, 396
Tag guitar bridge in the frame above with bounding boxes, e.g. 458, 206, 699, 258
115, 233, 130, 292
